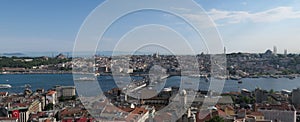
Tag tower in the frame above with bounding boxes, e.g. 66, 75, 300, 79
273, 46, 277, 55
284, 49, 288, 56
180, 89, 187, 108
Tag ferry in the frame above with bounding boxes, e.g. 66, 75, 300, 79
230, 76, 242, 80
188, 74, 201, 78
74, 77, 96, 81
188, 74, 208, 78
0, 84, 12, 88
160, 75, 169, 80
214, 76, 227, 80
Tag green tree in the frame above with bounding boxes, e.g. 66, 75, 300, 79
59, 96, 65, 101
269, 89, 274, 94
71, 96, 77, 100
206, 116, 225, 122
240, 96, 251, 104
45, 103, 54, 110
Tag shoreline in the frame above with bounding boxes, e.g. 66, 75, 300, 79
0, 72, 299, 80
0, 71, 72, 75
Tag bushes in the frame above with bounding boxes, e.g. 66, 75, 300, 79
206, 116, 225, 122
0, 56, 71, 69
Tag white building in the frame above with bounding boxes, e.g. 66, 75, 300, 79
256, 103, 296, 122
55, 86, 76, 98
46, 91, 57, 105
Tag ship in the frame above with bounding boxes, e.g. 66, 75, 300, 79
0, 84, 12, 88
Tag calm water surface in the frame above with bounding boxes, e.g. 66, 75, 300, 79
1, 74, 300, 93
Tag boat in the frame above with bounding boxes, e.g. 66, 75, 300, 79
270, 75, 279, 79
230, 76, 242, 80
0, 84, 12, 88
160, 75, 169, 80
238, 80, 243, 84
24, 84, 31, 88
214, 76, 227, 80
188, 74, 201, 78
74, 77, 96, 81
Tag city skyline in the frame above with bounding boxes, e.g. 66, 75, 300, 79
2, 1, 300, 121
1, 0, 300, 54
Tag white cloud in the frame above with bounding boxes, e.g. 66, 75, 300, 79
170, 7, 191, 12
181, 13, 216, 28
208, 7, 300, 24
208, 9, 249, 24
165, 6, 300, 28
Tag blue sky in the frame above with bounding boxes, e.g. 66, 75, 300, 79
1, 0, 300, 54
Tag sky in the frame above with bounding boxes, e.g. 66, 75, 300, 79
1, 0, 300, 54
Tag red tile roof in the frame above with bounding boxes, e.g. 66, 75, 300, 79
126, 107, 148, 121
0, 92, 8, 96
47, 91, 56, 96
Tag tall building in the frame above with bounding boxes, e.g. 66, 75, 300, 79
284, 49, 288, 56
273, 46, 277, 55
292, 88, 300, 108
255, 88, 268, 103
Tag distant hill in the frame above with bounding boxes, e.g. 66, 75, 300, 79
2, 53, 25, 56
0, 51, 155, 57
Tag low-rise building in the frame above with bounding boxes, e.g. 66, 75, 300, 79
0, 117, 18, 122
55, 86, 76, 98
46, 91, 57, 105
255, 103, 296, 122
255, 88, 268, 103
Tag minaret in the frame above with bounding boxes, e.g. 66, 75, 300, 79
273, 46, 277, 55
180, 89, 187, 109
